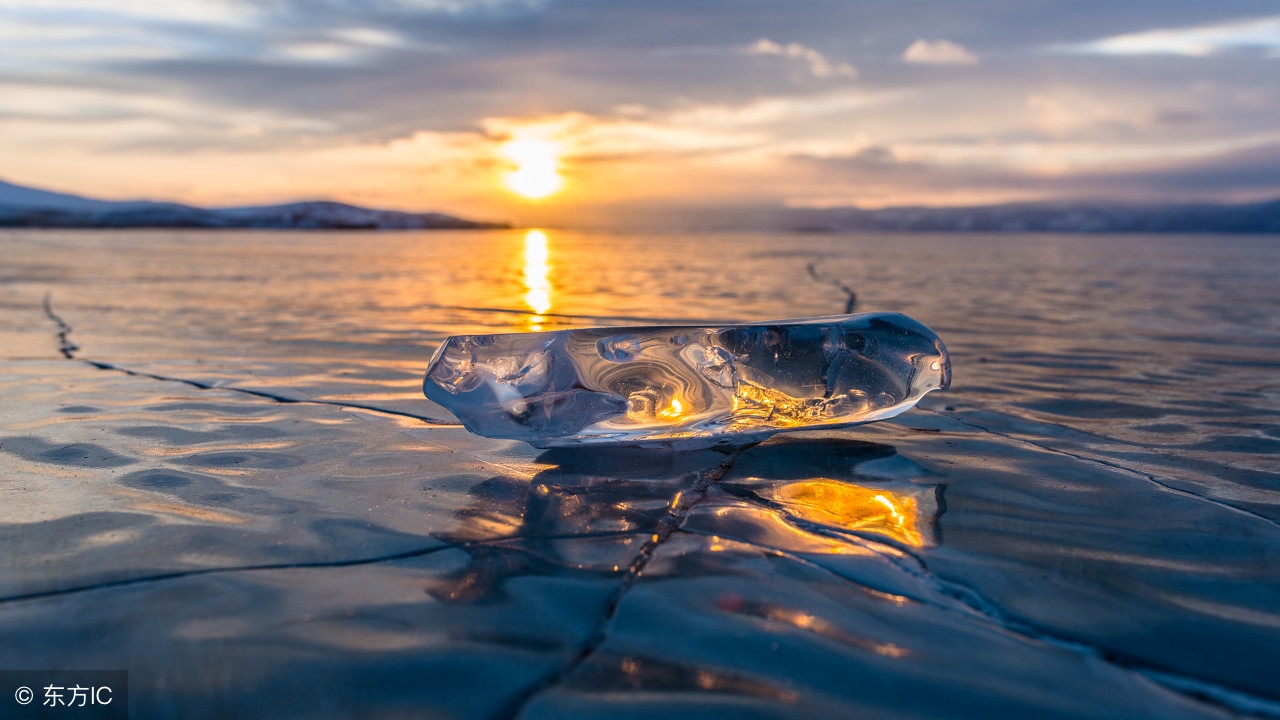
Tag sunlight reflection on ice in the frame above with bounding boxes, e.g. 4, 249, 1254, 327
772, 479, 935, 548
523, 229, 552, 330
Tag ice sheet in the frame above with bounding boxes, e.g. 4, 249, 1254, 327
1, 229, 1278, 719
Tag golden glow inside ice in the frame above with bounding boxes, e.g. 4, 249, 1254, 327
773, 479, 929, 547
504, 139, 563, 199
522, 229, 552, 329
657, 396, 684, 419
624, 389, 690, 424
730, 380, 849, 428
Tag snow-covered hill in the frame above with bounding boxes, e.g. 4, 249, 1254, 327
0, 179, 507, 230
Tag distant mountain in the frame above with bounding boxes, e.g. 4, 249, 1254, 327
0, 179, 507, 230
0, 179, 128, 212
665, 199, 1280, 234
771, 200, 1280, 234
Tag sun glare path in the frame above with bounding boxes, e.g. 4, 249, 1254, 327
504, 140, 564, 199
523, 229, 552, 330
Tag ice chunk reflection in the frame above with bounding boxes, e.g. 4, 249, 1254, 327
722, 437, 941, 549
428, 439, 942, 604
424, 312, 950, 448
772, 480, 934, 548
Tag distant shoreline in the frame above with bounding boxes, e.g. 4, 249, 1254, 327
3, 178, 1278, 233
625, 200, 1280, 234
0, 178, 508, 231
0, 201, 509, 231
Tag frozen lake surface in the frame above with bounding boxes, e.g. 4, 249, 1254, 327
1, 229, 1278, 719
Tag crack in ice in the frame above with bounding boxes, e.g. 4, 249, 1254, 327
0, 530, 637, 606
82, 358, 461, 425
806, 261, 857, 314
505, 448, 747, 719
41, 292, 78, 359
926, 407, 1280, 530
40, 294, 461, 426
681, 527, 1280, 719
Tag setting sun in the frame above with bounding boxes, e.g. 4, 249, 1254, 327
503, 139, 564, 199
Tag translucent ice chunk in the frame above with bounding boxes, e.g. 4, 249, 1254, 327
424, 312, 950, 449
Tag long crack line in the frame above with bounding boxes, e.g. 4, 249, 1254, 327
503, 448, 748, 720
806, 261, 857, 314
926, 407, 1280, 530
680, 527, 1280, 719
41, 292, 78, 359
40, 294, 460, 426
83, 358, 461, 425
0, 530, 636, 606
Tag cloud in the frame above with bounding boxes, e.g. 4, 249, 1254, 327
891, 131, 1280, 175
748, 38, 856, 78
902, 39, 977, 65
2, 0, 1280, 216
0, 0, 253, 29
386, 0, 543, 13
482, 111, 762, 160
1060, 14, 1280, 56
477, 92, 891, 166
783, 138, 1280, 208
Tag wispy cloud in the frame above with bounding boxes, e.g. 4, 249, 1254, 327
387, 0, 543, 13
1060, 15, 1280, 57
0, 0, 252, 24
748, 38, 856, 78
902, 39, 977, 65
1, 0, 1279, 214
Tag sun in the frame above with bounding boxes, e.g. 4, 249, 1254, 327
503, 139, 564, 199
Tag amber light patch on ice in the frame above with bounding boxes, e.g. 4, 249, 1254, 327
773, 479, 933, 547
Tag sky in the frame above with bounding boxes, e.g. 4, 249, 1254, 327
2, 0, 1279, 224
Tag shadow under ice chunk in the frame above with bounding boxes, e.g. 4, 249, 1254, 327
424, 312, 950, 448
